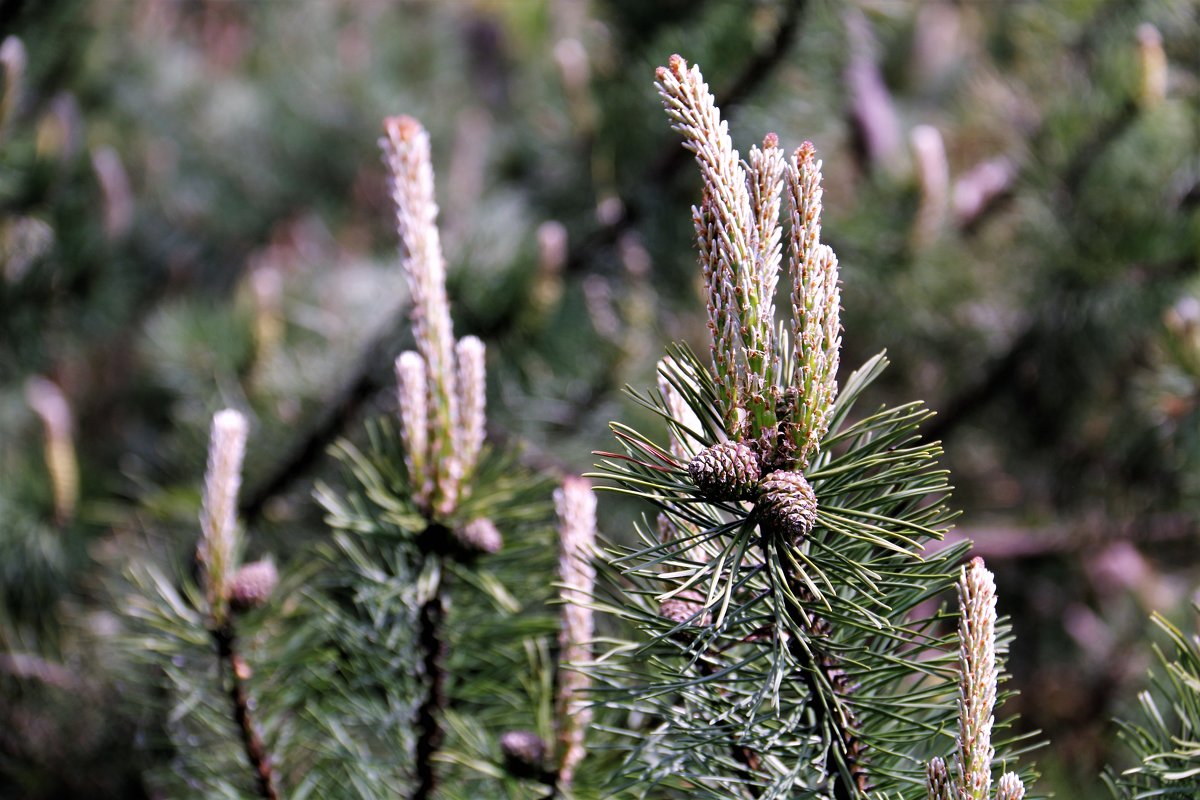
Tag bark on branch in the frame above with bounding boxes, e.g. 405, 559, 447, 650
213, 626, 280, 800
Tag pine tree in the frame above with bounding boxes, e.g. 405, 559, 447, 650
589, 55, 1035, 799
8, 3, 1200, 794
123, 111, 611, 799
309, 114, 603, 799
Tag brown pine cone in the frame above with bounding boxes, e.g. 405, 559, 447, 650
755, 470, 818, 540
687, 441, 761, 500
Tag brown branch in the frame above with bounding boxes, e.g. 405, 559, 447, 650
409, 523, 465, 800
923, 323, 1039, 443
0, 653, 83, 691
213, 626, 280, 800
945, 512, 1199, 560
412, 588, 446, 800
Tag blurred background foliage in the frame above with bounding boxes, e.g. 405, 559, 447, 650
0, 0, 1198, 796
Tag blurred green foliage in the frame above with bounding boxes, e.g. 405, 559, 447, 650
1, 0, 1199, 797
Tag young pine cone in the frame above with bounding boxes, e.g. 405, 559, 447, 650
687, 441, 761, 501
227, 559, 278, 612
755, 470, 818, 540
499, 729, 546, 778
658, 589, 711, 628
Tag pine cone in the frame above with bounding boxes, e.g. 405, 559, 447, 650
227, 559, 278, 612
499, 729, 546, 778
687, 441, 761, 500
755, 470, 817, 540
658, 589, 711, 627
456, 517, 503, 554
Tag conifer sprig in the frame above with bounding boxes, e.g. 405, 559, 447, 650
1107, 606, 1200, 798
198, 409, 249, 624
925, 558, 1026, 800
591, 54, 1038, 799
304, 113, 570, 800
382, 115, 486, 518
593, 348, 969, 798
195, 409, 280, 800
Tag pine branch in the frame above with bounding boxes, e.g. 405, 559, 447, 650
237, 1, 810, 523
191, 410, 283, 798
593, 348, 971, 798
618, 59, 910, 795
0, 652, 82, 691
690, 628, 767, 796
213, 625, 280, 800
781, 577, 867, 799
1108, 606, 1200, 798
413, 583, 447, 800
946, 513, 1200, 559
